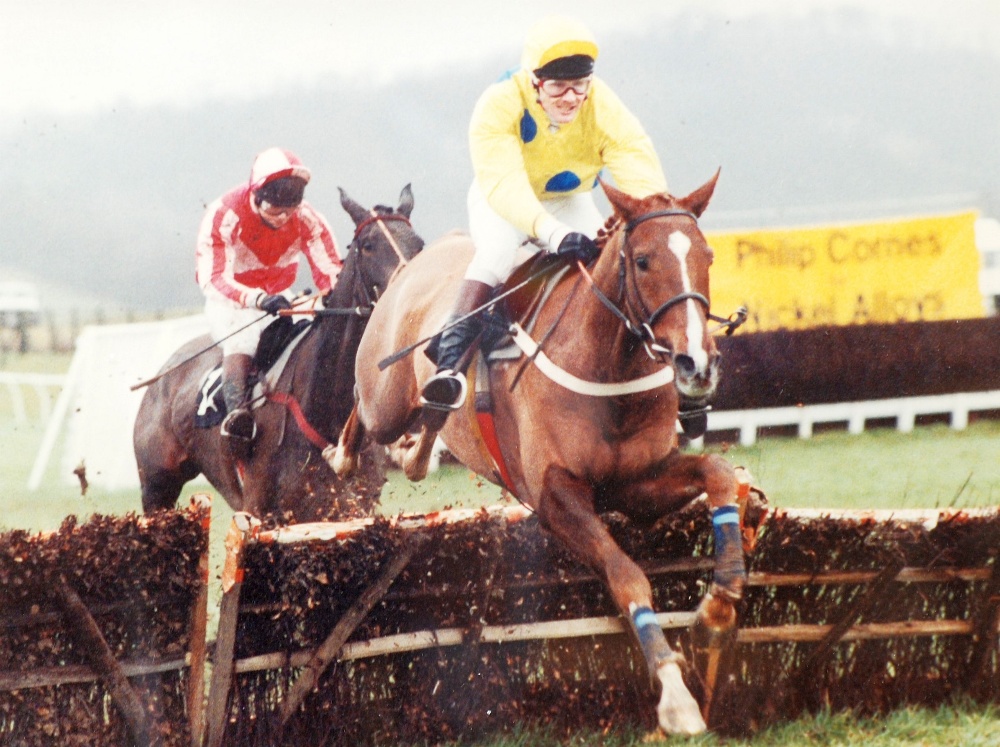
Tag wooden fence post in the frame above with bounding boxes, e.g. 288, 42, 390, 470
966, 553, 1000, 698
204, 512, 258, 747
278, 533, 428, 726
785, 557, 905, 712
53, 575, 156, 746
187, 494, 212, 747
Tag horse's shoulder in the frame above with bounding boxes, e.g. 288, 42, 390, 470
409, 231, 475, 269
426, 229, 473, 250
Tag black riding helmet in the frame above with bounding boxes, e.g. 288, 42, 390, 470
534, 54, 594, 80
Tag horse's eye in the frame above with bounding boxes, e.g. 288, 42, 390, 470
361, 243, 374, 254
635, 255, 650, 271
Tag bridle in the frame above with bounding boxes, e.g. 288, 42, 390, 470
583, 208, 743, 358
346, 211, 413, 311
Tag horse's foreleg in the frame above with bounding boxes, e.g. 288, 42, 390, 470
699, 453, 747, 605
538, 466, 706, 735
400, 424, 441, 482
139, 465, 196, 513
627, 453, 748, 606
332, 405, 365, 478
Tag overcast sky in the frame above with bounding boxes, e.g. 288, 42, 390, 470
3, 0, 998, 120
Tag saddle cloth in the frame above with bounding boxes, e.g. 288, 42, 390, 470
194, 317, 311, 428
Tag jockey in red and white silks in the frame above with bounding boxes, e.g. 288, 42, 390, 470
196, 148, 342, 357
420, 15, 668, 412
195, 147, 342, 453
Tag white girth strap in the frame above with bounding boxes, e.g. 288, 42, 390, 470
509, 323, 674, 397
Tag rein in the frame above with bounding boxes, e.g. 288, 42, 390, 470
510, 207, 744, 397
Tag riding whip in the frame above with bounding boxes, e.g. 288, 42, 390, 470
377, 260, 566, 371
128, 295, 320, 391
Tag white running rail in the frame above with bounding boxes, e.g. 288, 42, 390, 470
0, 372, 66, 424
704, 390, 1000, 446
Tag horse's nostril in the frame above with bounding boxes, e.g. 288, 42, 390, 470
674, 354, 697, 378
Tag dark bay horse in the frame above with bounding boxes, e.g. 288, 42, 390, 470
334, 174, 753, 735
134, 185, 424, 522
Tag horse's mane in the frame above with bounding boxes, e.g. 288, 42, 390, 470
595, 214, 622, 250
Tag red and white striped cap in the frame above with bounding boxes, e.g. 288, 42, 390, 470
249, 147, 311, 190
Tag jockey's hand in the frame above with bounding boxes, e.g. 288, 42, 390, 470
557, 232, 600, 265
258, 294, 292, 315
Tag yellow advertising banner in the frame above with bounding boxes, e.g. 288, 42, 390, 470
708, 211, 983, 332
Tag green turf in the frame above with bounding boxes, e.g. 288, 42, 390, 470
442, 701, 999, 746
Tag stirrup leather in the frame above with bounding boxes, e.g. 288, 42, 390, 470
420, 370, 468, 412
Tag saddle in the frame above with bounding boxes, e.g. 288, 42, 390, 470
194, 317, 311, 428
464, 253, 574, 494
483, 251, 569, 355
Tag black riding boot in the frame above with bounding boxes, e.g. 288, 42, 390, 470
219, 353, 256, 459
420, 279, 494, 411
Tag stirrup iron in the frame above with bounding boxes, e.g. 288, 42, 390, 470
420, 370, 468, 412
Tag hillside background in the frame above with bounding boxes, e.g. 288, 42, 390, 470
2, 5, 999, 315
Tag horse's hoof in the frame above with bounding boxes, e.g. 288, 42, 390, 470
402, 454, 429, 482
327, 444, 356, 478
655, 660, 706, 736
696, 593, 737, 632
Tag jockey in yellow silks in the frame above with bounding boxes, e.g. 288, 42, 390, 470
421, 14, 668, 411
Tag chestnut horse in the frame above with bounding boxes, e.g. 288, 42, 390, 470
133, 185, 424, 522
334, 174, 754, 735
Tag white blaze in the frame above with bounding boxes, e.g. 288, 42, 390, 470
667, 230, 708, 372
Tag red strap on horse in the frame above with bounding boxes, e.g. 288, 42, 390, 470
474, 410, 518, 496
265, 391, 331, 451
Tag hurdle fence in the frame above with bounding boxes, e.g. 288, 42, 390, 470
2, 496, 997, 745
0, 496, 211, 747
202, 502, 1000, 746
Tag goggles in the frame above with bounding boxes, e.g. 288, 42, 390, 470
537, 76, 593, 98
258, 201, 299, 219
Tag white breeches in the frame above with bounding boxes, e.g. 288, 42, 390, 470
463, 182, 605, 287
203, 293, 278, 357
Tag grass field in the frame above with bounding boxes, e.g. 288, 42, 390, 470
2, 354, 998, 744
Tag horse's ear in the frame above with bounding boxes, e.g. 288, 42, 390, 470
599, 178, 644, 220
397, 183, 414, 218
339, 187, 370, 226
677, 168, 721, 218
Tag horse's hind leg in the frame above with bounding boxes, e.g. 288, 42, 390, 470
538, 466, 706, 735
139, 462, 198, 513
333, 405, 366, 478
397, 422, 442, 482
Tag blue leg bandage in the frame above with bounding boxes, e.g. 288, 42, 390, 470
630, 604, 675, 671
712, 505, 746, 596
